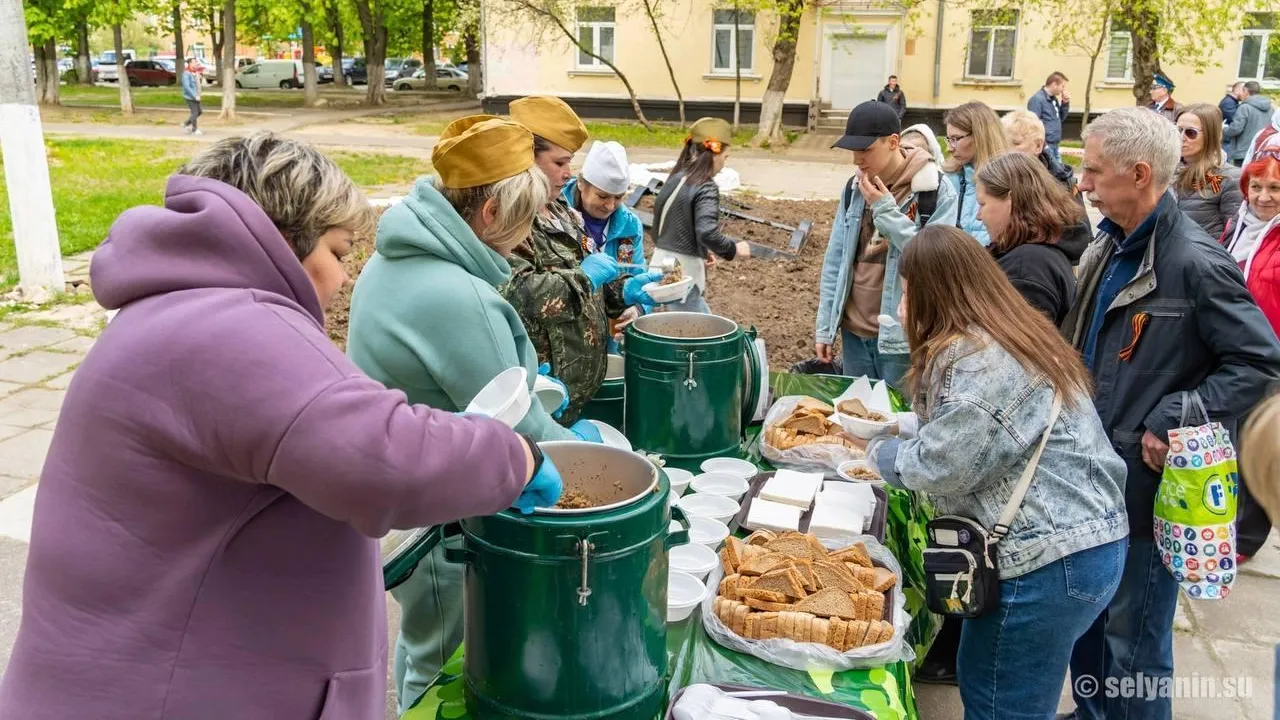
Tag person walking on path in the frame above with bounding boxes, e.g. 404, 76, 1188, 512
0, 132, 561, 720
651, 117, 752, 314
1227, 81, 1274, 167
1027, 71, 1070, 162
1148, 72, 1183, 123
943, 101, 1008, 247
867, 225, 1128, 720
876, 75, 907, 120
180, 57, 203, 135
816, 100, 958, 388
1174, 103, 1242, 239
1061, 107, 1280, 720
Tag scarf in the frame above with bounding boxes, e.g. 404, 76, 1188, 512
1227, 206, 1280, 279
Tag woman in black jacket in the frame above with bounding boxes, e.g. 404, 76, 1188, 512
652, 117, 750, 313
975, 151, 1090, 324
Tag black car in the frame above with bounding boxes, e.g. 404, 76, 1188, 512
342, 57, 368, 85
383, 57, 423, 87
317, 63, 334, 83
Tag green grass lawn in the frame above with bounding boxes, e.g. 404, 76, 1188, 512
0, 138, 427, 288
405, 113, 759, 149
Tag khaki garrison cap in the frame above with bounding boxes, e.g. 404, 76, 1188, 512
509, 96, 589, 153
431, 115, 535, 189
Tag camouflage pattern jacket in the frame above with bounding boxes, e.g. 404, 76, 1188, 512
501, 198, 628, 423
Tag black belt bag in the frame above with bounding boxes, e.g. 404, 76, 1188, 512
922, 392, 1062, 618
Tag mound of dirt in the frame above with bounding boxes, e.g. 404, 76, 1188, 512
326, 195, 839, 370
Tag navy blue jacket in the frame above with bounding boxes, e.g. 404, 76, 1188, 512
1028, 87, 1069, 144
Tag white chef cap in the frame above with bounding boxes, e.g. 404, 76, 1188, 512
581, 141, 630, 195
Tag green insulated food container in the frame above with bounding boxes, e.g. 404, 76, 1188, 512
624, 313, 745, 468
581, 354, 626, 431
444, 442, 688, 720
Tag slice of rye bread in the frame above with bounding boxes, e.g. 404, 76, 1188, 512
744, 612, 761, 640
739, 587, 788, 604
795, 397, 835, 414
738, 552, 793, 577
828, 618, 847, 651
846, 620, 871, 649
744, 596, 792, 612
805, 533, 829, 558
719, 536, 747, 573
812, 617, 831, 646
733, 604, 750, 636
783, 413, 829, 436
871, 566, 898, 592
747, 611, 780, 639
759, 613, 780, 640
873, 619, 895, 644
791, 559, 818, 592
861, 590, 886, 621
749, 567, 808, 599
831, 542, 874, 568
792, 587, 860, 620
744, 529, 777, 546
813, 561, 860, 592
790, 612, 812, 643
778, 611, 794, 641
764, 535, 821, 560
717, 573, 740, 600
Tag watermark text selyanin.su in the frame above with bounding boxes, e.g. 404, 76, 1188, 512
1073, 673, 1253, 700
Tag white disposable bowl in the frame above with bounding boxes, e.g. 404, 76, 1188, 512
587, 420, 632, 451
665, 468, 694, 497
605, 354, 625, 380
464, 367, 530, 428
700, 457, 758, 479
686, 516, 730, 549
667, 570, 708, 623
837, 459, 885, 485
644, 276, 694, 304
835, 412, 896, 440
669, 542, 719, 580
532, 375, 568, 414
690, 473, 750, 502
676, 493, 740, 524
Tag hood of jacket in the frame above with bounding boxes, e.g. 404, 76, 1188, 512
901, 123, 944, 165
1246, 94, 1274, 113
1056, 220, 1092, 264
1040, 148, 1075, 184
91, 175, 324, 324
376, 176, 511, 287
560, 177, 644, 246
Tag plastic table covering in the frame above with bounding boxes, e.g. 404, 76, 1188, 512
401, 372, 939, 720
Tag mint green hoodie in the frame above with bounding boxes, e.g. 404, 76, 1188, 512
347, 176, 576, 443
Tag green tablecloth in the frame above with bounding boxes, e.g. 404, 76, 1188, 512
402, 372, 938, 719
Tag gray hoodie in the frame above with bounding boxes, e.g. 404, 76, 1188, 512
1227, 94, 1274, 162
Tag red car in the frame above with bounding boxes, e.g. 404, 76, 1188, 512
124, 59, 176, 87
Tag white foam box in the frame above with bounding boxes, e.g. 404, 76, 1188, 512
745, 498, 803, 533
759, 469, 823, 509
809, 501, 868, 539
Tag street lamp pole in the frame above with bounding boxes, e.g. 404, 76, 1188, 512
0, 0, 65, 297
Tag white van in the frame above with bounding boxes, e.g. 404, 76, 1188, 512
234, 59, 302, 89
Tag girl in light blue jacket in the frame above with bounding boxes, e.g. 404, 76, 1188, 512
943, 101, 1009, 246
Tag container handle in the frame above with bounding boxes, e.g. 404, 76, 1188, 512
441, 535, 477, 567
575, 538, 595, 606
684, 351, 698, 390
667, 505, 691, 549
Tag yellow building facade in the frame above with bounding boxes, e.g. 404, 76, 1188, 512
480, 0, 1268, 134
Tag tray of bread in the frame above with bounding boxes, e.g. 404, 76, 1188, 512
760, 396, 867, 472
706, 532, 903, 668
732, 470, 887, 542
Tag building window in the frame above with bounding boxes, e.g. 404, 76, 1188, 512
965, 9, 1018, 79
1239, 13, 1280, 83
1105, 19, 1132, 82
712, 9, 755, 73
191, 43, 206, 60
576, 7, 616, 68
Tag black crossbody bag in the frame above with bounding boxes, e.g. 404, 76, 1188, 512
921, 392, 1063, 618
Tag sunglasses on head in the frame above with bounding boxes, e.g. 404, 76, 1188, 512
1255, 147, 1280, 163
1179, 127, 1201, 140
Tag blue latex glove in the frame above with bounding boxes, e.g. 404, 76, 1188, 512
581, 253, 621, 291
512, 448, 563, 514
570, 419, 604, 443
623, 270, 664, 306
537, 363, 571, 419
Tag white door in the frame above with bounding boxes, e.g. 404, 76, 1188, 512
825, 33, 887, 111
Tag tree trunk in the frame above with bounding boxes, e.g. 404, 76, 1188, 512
173, 1, 185, 65
302, 20, 319, 107
32, 43, 49, 103
355, 0, 388, 105
114, 23, 133, 114
732, 5, 741, 131
1124, 2, 1160, 106
752, 0, 803, 146
210, 7, 224, 86
640, 0, 682, 126
1081, 13, 1109, 136
76, 21, 93, 85
41, 39, 59, 105
464, 24, 480, 97
327, 2, 346, 87
219, 0, 235, 118
422, 0, 436, 81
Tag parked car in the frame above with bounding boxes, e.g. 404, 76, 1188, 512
124, 59, 177, 87
342, 57, 368, 85
235, 59, 302, 89
195, 58, 216, 84
392, 66, 469, 92
56, 58, 74, 74
97, 49, 135, 82
317, 63, 334, 83
383, 57, 423, 87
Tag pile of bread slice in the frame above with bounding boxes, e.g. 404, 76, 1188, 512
764, 399, 861, 451
712, 530, 896, 651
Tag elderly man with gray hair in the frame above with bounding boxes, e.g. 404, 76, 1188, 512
1061, 107, 1280, 720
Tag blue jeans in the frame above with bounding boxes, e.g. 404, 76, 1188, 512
1069, 537, 1179, 720
667, 284, 711, 314
959, 539, 1125, 720
840, 328, 908, 390
1045, 142, 1061, 163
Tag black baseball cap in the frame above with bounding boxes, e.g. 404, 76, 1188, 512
832, 101, 902, 151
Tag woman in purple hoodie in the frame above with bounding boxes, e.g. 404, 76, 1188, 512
0, 132, 561, 720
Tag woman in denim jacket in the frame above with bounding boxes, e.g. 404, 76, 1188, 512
868, 226, 1129, 718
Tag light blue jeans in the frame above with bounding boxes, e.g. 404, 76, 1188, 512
1068, 537, 1180, 720
959, 539, 1125, 719
840, 328, 908, 390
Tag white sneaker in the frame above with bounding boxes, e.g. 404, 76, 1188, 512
192, 129, 203, 136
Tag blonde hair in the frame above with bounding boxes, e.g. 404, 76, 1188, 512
943, 101, 1009, 173
1241, 393, 1280, 525
178, 131, 375, 261
435, 166, 550, 252
1000, 110, 1046, 148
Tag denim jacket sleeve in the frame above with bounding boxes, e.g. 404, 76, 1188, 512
887, 393, 1033, 496
1143, 258, 1280, 438
868, 165, 959, 252
816, 190, 849, 345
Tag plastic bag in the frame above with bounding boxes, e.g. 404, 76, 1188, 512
700, 534, 916, 671
1153, 392, 1239, 600
761, 395, 867, 472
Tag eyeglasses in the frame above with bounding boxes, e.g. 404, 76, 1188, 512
1179, 127, 1201, 141
945, 133, 971, 145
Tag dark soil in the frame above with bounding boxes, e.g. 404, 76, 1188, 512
326, 196, 837, 369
